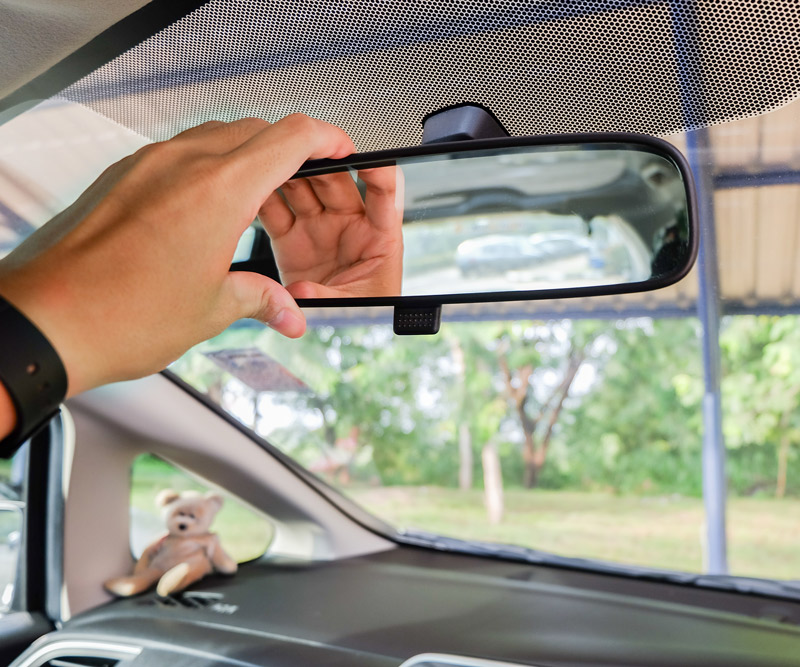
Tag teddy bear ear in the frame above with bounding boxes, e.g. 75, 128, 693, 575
204, 492, 224, 513
155, 489, 180, 508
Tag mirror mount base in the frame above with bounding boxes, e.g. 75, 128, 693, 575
421, 103, 510, 144
393, 305, 442, 335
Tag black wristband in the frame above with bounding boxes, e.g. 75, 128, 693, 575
0, 295, 67, 458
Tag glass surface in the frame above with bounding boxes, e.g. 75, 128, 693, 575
0, 446, 25, 613
285, 145, 692, 298
171, 101, 800, 583
0, 504, 22, 613
129, 454, 273, 564
0, 99, 149, 259
1, 90, 798, 588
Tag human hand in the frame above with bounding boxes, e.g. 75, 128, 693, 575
0, 114, 356, 399
259, 166, 404, 299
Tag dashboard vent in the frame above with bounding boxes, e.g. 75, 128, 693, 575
12, 640, 140, 667
146, 590, 239, 615
46, 658, 119, 667
157, 590, 224, 609
400, 655, 537, 667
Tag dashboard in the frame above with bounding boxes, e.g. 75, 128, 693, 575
15, 546, 800, 666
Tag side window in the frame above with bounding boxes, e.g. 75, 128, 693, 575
130, 454, 272, 563
0, 444, 25, 613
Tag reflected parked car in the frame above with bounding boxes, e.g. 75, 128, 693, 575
456, 234, 541, 276
456, 232, 590, 277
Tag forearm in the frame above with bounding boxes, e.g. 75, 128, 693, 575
0, 116, 360, 454
0, 381, 16, 441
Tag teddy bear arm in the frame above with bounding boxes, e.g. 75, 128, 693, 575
156, 552, 214, 597
105, 568, 163, 597
132, 535, 167, 574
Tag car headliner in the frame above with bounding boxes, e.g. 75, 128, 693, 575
0, 0, 150, 99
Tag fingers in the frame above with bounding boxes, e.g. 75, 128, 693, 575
258, 190, 295, 238
361, 165, 404, 232
162, 115, 357, 210
229, 114, 356, 201
279, 178, 324, 217
305, 171, 364, 214
169, 118, 271, 154
222, 271, 306, 338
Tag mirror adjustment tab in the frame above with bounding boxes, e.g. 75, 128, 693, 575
394, 305, 442, 335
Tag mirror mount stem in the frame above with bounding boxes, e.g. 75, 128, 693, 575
421, 103, 510, 144
393, 104, 510, 334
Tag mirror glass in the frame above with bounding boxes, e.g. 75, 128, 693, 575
263, 142, 693, 301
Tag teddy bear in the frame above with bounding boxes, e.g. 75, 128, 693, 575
104, 488, 238, 598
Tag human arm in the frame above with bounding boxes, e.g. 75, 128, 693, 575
0, 383, 14, 442
0, 114, 363, 443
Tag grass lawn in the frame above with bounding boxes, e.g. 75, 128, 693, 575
117, 455, 800, 581
345, 486, 800, 580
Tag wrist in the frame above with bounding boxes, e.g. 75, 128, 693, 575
0, 291, 68, 455
0, 381, 16, 441
0, 270, 83, 397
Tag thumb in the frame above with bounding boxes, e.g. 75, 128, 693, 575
223, 271, 307, 338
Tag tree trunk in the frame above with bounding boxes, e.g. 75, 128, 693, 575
450, 337, 474, 491
776, 410, 792, 498
482, 441, 504, 524
458, 423, 473, 490
498, 340, 587, 490
522, 432, 538, 488
251, 392, 259, 431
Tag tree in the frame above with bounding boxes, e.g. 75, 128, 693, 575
718, 315, 800, 497
496, 321, 601, 488
565, 318, 703, 495
443, 324, 507, 492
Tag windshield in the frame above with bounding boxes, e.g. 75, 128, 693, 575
172, 101, 800, 582
1, 96, 799, 585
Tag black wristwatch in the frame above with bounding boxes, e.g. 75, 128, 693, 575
0, 295, 68, 458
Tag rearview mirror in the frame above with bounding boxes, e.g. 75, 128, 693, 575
235, 134, 697, 310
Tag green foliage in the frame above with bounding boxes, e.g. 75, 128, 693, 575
173, 314, 800, 498
559, 318, 704, 495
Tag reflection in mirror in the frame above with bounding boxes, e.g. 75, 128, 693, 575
264, 143, 693, 301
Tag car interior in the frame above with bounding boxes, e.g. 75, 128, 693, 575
1, 1, 800, 666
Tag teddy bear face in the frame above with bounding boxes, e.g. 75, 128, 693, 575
157, 490, 223, 538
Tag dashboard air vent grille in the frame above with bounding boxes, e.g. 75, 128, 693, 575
46, 658, 119, 667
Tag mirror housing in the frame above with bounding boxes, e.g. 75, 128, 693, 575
233, 132, 697, 333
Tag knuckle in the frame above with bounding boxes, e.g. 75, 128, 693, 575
232, 116, 270, 130
223, 116, 269, 142
281, 112, 314, 133
135, 139, 180, 164
195, 120, 225, 131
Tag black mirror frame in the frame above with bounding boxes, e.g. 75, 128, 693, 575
283, 131, 699, 309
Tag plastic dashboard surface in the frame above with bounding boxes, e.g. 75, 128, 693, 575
42, 546, 800, 666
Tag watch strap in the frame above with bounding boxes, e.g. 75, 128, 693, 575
0, 295, 67, 457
